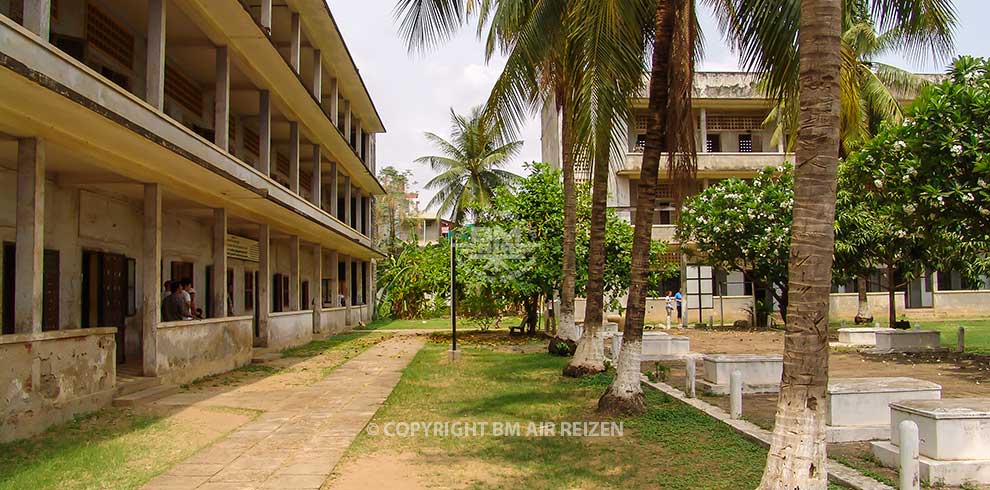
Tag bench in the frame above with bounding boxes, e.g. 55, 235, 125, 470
508, 320, 526, 335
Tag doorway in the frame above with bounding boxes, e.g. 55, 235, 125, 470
2, 243, 60, 334
81, 251, 128, 363
906, 273, 935, 309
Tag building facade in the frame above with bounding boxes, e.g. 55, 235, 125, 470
543, 72, 990, 325
0, 0, 383, 442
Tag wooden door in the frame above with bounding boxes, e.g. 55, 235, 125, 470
101, 253, 127, 363
42, 250, 59, 331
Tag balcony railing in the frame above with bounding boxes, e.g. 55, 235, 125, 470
623, 151, 794, 174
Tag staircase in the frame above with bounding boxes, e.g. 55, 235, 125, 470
113, 364, 178, 407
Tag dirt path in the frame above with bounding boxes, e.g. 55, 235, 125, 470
143, 336, 424, 490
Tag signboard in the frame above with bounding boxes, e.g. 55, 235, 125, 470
685, 265, 714, 323
227, 234, 259, 262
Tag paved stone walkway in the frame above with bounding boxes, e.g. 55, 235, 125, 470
144, 336, 424, 490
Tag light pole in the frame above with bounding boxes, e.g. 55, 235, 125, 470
449, 233, 459, 361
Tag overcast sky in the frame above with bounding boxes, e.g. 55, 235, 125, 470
326, 0, 990, 210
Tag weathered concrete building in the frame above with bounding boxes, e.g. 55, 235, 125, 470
544, 72, 990, 325
0, 0, 383, 442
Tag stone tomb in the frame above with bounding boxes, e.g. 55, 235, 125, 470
871, 329, 944, 354
836, 327, 894, 346
826, 377, 942, 443
872, 399, 990, 485
608, 332, 690, 361
575, 321, 620, 340
699, 354, 783, 395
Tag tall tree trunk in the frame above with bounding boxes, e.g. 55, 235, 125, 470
598, 1, 675, 416
887, 263, 897, 327
565, 118, 611, 377
552, 93, 579, 354
758, 0, 841, 488
854, 275, 872, 324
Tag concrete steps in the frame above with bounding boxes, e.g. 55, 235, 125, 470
112, 384, 179, 407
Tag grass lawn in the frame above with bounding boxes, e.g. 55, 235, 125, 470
831, 318, 990, 353
357, 316, 522, 331
335, 343, 848, 489
0, 331, 391, 490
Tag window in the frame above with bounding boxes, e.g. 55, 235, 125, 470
3, 244, 60, 333
716, 269, 752, 297
244, 271, 255, 310
738, 134, 753, 152
322, 278, 332, 306
937, 270, 990, 291
301, 281, 310, 310
706, 134, 721, 153
86, 4, 134, 69
634, 134, 646, 152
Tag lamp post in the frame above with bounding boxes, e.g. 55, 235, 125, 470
449, 233, 459, 361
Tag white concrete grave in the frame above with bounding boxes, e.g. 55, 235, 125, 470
826, 377, 942, 442
871, 329, 944, 354
836, 327, 894, 347
699, 354, 783, 395
608, 332, 689, 361
575, 321, 621, 340
872, 399, 990, 485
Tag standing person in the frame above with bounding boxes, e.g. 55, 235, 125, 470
664, 290, 674, 329
674, 289, 683, 321
179, 278, 194, 320
161, 280, 172, 321
163, 281, 184, 322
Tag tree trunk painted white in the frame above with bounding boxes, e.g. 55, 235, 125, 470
854, 275, 873, 324
568, 325, 605, 373
602, 337, 643, 401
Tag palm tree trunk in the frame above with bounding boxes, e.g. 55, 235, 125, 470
854, 275, 872, 324
565, 118, 611, 377
598, 1, 675, 416
758, 0, 841, 488
554, 92, 580, 350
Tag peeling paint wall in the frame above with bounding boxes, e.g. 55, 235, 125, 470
0, 329, 116, 443
155, 318, 253, 385
268, 311, 313, 350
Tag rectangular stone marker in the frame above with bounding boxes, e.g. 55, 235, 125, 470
873, 330, 943, 353
700, 354, 783, 395
826, 377, 941, 443
837, 327, 894, 346
872, 398, 990, 485
610, 332, 672, 360
642, 334, 690, 361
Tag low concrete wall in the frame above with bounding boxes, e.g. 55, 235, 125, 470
321, 307, 349, 334
269, 311, 314, 350
156, 317, 253, 385
1, 328, 116, 443
352, 305, 372, 324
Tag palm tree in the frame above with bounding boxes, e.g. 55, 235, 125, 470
418, 106, 523, 224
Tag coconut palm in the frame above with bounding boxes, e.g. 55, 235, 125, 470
418, 106, 523, 224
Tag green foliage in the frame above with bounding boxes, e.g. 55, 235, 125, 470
376, 241, 450, 319
677, 164, 793, 309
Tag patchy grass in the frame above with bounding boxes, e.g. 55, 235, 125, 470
280, 331, 389, 357
336, 343, 852, 489
357, 316, 523, 331
831, 318, 990, 354
0, 406, 255, 490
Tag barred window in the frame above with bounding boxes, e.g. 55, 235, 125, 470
86, 4, 134, 69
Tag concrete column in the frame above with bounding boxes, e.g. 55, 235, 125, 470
329, 162, 339, 217
288, 122, 300, 192
730, 370, 743, 419
899, 420, 920, 490
212, 208, 227, 318
214, 46, 230, 151
289, 236, 300, 311
234, 115, 246, 159
260, 0, 272, 34
343, 176, 352, 227
356, 260, 364, 305
311, 145, 322, 207
353, 119, 362, 154
258, 90, 271, 175
146, 0, 166, 111
329, 250, 339, 306
364, 197, 372, 239
14, 139, 44, 335
289, 12, 301, 73
312, 245, 322, 332
329, 79, 339, 127
342, 255, 351, 307
699, 108, 708, 153
311, 50, 322, 100
343, 100, 352, 145
141, 183, 162, 376
23, 0, 51, 40
369, 134, 377, 174
257, 223, 271, 345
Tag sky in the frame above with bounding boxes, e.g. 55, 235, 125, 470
326, 0, 990, 211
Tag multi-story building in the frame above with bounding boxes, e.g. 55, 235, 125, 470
543, 72, 990, 326
0, 0, 383, 442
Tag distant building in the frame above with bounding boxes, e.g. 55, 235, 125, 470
542, 72, 989, 324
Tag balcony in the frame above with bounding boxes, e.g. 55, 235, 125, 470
611, 209, 679, 243
622, 152, 794, 176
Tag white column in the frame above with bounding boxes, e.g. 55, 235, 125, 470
311, 145, 322, 207
369, 134, 377, 174
311, 50, 322, 100
344, 176, 352, 227
329, 250, 339, 306
146, 0, 166, 111
15, 139, 44, 334
258, 90, 271, 175
260, 0, 272, 33
23, 0, 51, 40
312, 245, 323, 331
289, 122, 300, 192
342, 255, 351, 307
329, 79, 339, 127
289, 12, 301, 74
289, 236, 300, 311
365, 197, 373, 239
329, 162, 339, 217
356, 260, 364, 305
699, 108, 708, 153
343, 100, 352, 144
212, 208, 227, 318
353, 119, 362, 153
214, 46, 230, 151
142, 183, 161, 376
257, 223, 271, 345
